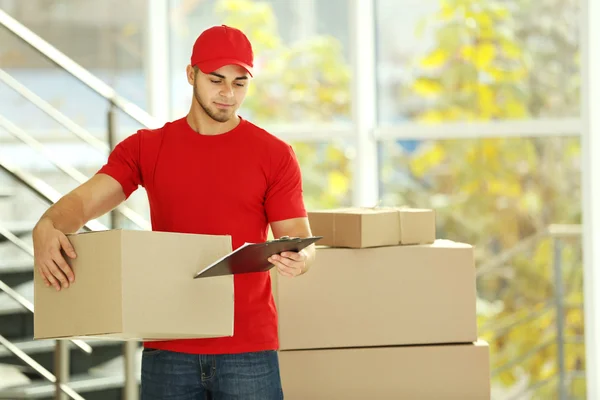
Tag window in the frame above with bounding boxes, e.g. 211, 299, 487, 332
167, 0, 352, 126
375, 0, 580, 125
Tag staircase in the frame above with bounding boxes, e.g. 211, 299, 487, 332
0, 7, 156, 399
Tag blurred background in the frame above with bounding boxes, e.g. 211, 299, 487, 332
0, 0, 590, 399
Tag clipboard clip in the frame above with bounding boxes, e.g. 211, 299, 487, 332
272, 235, 298, 241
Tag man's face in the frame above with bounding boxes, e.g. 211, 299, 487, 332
189, 64, 250, 123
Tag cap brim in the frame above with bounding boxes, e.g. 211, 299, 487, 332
196, 58, 253, 77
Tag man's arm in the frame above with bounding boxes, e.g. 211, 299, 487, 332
37, 174, 126, 233
268, 217, 316, 277
33, 174, 126, 290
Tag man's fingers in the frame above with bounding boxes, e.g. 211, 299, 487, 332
59, 234, 77, 259
51, 250, 74, 283
280, 251, 302, 261
269, 255, 294, 268
270, 259, 299, 277
37, 265, 51, 287
45, 260, 69, 289
42, 263, 61, 290
276, 264, 295, 277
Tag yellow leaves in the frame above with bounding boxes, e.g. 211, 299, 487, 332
501, 39, 522, 59
328, 171, 349, 198
465, 10, 493, 31
533, 238, 552, 280
326, 146, 347, 164
482, 140, 498, 160
487, 66, 528, 82
410, 142, 446, 178
567, 308, 584, 328
506, 98, 528, 118
292, 142, 351, 209
216, 0, 281, 53
474, 42, 496, 69
420, 48, 449, 68
417, 110, 445, 123
214, 0, 351, 123
460, 45, 475, 61
478, 84, 496, 118
412, 78, 443, 97
439, 0, 454, 20
520, 192, 542, 215
461, 43, 502, 77
487, 180, 522, 197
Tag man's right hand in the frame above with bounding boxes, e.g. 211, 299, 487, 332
32, 219, 77, 291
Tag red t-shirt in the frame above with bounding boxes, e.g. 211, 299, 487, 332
96, 116, 307, 354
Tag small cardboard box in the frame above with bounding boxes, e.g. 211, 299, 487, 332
34, 229, 234, 341
279, 341, 491, 399
277, 240, 477, 350
308, 207, 435, 248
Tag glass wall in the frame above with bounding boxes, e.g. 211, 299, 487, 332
376, 0, 583, 398
0, 0, 151, 228
167, 0, 352, 125
375, 0, 580, 124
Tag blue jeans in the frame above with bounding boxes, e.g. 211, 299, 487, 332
140, 348, 284, 399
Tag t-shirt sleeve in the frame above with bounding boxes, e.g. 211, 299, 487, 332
265, 144, 307, 223
96, 132, 142, 199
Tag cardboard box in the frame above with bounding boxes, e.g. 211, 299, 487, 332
277, 240, 477, 350
34, 229, 234, 340
308, 207, 435, 248
279, 341, 490, 400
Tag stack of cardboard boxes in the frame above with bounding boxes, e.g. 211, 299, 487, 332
275, 207, 491, 399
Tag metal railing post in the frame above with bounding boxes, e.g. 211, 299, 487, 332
124, 341, 139, 400
54, 340, 69, 400
108, 104, 139, 399
553, 237, 567, 400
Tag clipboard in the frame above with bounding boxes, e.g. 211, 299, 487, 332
193, 236, 323, 279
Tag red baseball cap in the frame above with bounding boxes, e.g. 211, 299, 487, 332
190, 25, 254, 77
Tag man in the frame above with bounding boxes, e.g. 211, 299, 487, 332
32, 25, 315, 399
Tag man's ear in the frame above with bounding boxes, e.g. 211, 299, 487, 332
186, 64, 195, 85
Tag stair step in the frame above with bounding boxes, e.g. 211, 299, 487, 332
0, 371, 131, 399
0, 363, 31, 391
0, 338, 130, 388
0, 260, 33, 288
0, 259, 32, 274
0, 280, 32, 316
0, 221, 37, 243
0, 189, 14, 199
0, 280, 33, 339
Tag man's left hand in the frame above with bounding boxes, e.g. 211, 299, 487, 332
269, 250, 307, 277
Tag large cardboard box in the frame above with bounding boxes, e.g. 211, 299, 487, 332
308, 207, 435, 248
279, 341, 491, 400
34, 229, 234, 340
277, 240, 477, 350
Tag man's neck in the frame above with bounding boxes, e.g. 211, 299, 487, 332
186, 107, 240, 136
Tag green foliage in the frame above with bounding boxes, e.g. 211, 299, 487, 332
215, 0, 351, 124
214, 0, 353, 209
385, 0, 583, 396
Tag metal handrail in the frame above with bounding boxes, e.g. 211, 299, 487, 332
478, 224, 583, 400
0, 222, 93, 354
0, 68, 109, 154
0, 114, 152, 231
0, 155, 107, 232
0, 334, 85, 400
0, 8, 160, 130
476, 224, 582, 277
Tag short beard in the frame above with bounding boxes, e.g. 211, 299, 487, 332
193, 79, 232, 123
